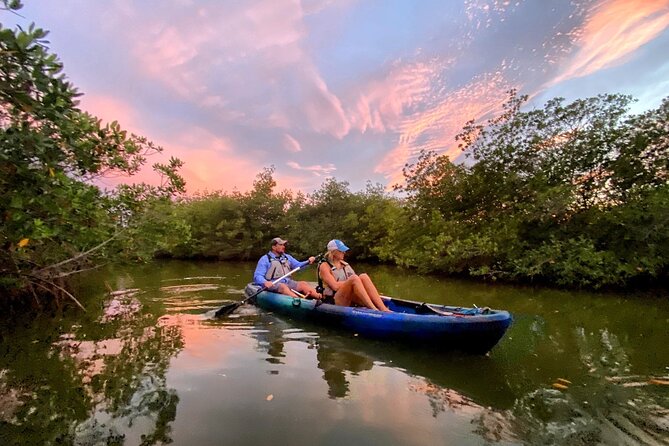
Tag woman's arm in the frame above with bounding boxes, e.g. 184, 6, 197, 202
319, 262, 341, 291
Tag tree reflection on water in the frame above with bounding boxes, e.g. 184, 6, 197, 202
2, 261, 668, 445
0, 291, 184, 445
245, 308, 669, 445
247, 312, 520, 442
508, 324, 669, 445
316, 342, 374, 399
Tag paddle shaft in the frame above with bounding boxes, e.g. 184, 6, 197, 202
245, 264, 304, 303
213, 265, 302, 317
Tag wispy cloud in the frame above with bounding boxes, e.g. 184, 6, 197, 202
283, 134, 302, 152
347, 60, 440, 134
286, 161, 336, 176
372, 66, 514, 186
125, 0, 350, 139
19, 0, 668, 194
551, 0, 669, 85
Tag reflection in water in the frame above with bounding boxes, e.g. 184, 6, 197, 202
409, 381, 480, 417
1, 260, 668, 445
0, 278, 188, 445
243, 311, 520, 441
237, 289, 669, 445
573, 326, 669, 445
247, 316, 377, 399
408, 381, 518, 443
59, 292, 184, 445
509, 324, 669, 445
100, 291, 142, 323
316, 343, 374, 399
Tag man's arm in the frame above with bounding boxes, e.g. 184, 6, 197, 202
253, 256, 270, 286
286, 253, 310, 269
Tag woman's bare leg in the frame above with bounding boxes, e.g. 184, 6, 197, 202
359, 274, 391, 311
350, 276, 381, 310
335, 277, 379, 310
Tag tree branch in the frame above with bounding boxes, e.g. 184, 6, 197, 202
34, 231, 123, 274
29, 276, 87, 312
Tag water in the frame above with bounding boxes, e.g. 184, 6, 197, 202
0, 260, 668, 445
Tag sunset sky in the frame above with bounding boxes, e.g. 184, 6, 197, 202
6, 0, 669, 193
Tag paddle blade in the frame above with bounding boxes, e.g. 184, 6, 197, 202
214, 301, 242, 318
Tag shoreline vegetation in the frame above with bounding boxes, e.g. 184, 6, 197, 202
1, 2, 667, 312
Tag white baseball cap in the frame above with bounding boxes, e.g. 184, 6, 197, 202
326, 239, 349, 252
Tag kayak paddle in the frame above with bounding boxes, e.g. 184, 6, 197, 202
214, 256, 320, 317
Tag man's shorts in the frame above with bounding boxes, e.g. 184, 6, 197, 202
268, 278, 298, 292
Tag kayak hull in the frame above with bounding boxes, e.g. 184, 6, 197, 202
247, 285, 512, 354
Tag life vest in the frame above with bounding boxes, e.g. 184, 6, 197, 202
317, 259, 355, 297
265, 254, 292, 280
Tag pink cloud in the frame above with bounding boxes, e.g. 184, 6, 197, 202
121, 1, 352, 139
123, 1, 306, 104
283, 134, 302, 152
301, 67, 351, 138
551, 0, 669, 85
374, 71, 514, 187
242, 0, 306, 49
94, 142, 257, 195
178, 149, 256, 193
158, 127, 259, 193
286, 161, 336, 177
78, 94, 141, 133
80, 97, 259, 194
347, 61, 440, 134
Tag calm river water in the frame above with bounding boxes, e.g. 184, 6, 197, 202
1, 260, 668, 445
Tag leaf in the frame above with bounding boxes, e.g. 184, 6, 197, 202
18, 238, 29, 248
16, 31, 32, 50
10, 196, 23, 209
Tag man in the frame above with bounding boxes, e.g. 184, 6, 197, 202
253, 237, 321, 299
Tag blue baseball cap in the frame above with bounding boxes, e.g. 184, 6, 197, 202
327, 239, 349, 252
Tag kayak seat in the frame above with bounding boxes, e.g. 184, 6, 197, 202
417, 303, 432, 315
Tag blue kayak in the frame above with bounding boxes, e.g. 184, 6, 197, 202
244, 284, 512, 354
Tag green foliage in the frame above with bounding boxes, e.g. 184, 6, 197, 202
165, 173, 401, 263
164, 167, 294, 261
390, 91, 669, 288
161, 89, 667, 290
288, 177, 362, 257
511, 237, 622, 287
3, 1, 665, 295
0, 13, 184, 304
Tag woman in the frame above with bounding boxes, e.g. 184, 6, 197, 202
318, 239, 391, 312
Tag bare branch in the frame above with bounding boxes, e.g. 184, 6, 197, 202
54, 263, 106, 278
29, 277, 87, 312
35, 231, 123, 273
